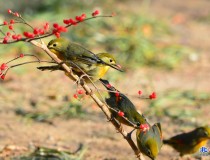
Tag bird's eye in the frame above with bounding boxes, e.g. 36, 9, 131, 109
147, 149, 151, 156
203, 131, 209, 137
110, 59, 113, 63
136, 122, 141, 126
53, 43, 57, 47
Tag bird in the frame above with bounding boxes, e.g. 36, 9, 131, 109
46, 37, 123, 73
100, 79, 148, 126
136, 123, 163, 160
100, 79, 163, 159
38, 52, 120, 83
163, 125, 210, 156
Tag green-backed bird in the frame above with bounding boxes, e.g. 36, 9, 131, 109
163, 125, 210, 156
136, 123, 163, 160
100, 79, 163, 160
38, 52, 120, 83
47, 37, 122, 72
100, 79, 148, 126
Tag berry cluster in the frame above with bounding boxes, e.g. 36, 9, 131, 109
0, 54, 25, 80
1, 9, 101, 43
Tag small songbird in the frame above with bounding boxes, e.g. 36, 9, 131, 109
38, 52, 119, 83
163, 125, 210, 156
100, 79, 148, 126
136, 123, 163, 160
100, 79, 163, 159
47, 37, 122, 72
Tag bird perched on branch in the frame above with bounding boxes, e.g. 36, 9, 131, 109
100, 79, 148, 126
38, 38, 122, 82
100, 79, 163, 159
38, 52, 120, 83
163, 125, 210, 156
136, 123, 163, 160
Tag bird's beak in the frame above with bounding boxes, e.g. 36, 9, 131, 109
47, 44, 52, 49
110, 64, 124, 72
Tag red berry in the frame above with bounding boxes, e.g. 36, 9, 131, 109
73, 94, 78, 99
139, 124, 150, 132
23, 32, 29, 37
53, 23, 59, 28
19, 53, 24, 58
75, 16, 81, 21
149, 92, 157, 99
3, 21, 8, 25
92, 10, 100, 16
38, 29, 45, 35
10, 19, 15, 24
44, 22, 49, 31
118, 111, 124, 117
138, 90, 142, 95
75, 14, 86, 22
77, 89, 84, 95
0, 63, 8, 70
3, 37, 8, 44
33, 28, 39, 35
115, 92, 120, 97
6, 32, 11, 37
63, 19, 70, 25
23, 32, 35, 38
3, 39, 8, 44
8, 25, 13, 30
1, 74, 5, 80
29, 33, 35, 38
69, 19, 77, 25
57, 26, 67, 32
14, 12, 19, 17
54, 32, 60, 38
106, 84, 112, 88
81, 13, 86, 19
7, 9, 12, 14
17, 34, 22, 40
12, 35, 17, 40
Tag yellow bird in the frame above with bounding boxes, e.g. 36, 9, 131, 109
47, 37, 122, 73
163, 125, 210, 156
136, 123, 163, 160
38, 52, 119, 83
38, 38, 122, 82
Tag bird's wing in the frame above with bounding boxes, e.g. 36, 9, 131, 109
67, 43, 101, 65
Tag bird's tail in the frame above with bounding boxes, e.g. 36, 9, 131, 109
163, 139, 172, 145
37, 65, 64, 71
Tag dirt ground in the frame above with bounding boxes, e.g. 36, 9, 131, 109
0, 0, 210, 160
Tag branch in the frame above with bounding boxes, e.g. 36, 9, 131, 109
29, 39, 143, 159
